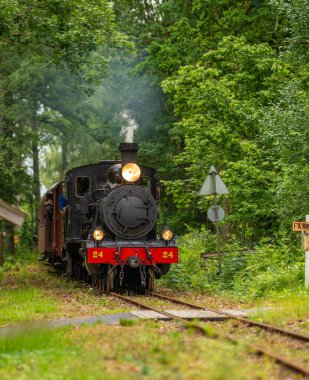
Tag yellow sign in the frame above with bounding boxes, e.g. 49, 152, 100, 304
292, 222, 309, 232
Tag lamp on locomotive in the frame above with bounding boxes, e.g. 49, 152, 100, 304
92, 229, 104, 241
122, 163, 141, 182
161, 227, 174, 241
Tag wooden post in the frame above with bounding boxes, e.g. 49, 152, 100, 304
305, 215, 309, 288
0, 232, 4, 267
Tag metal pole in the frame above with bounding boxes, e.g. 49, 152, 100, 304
214, 195, 221, 273
212, 171, 221, 273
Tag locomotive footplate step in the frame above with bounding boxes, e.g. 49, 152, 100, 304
130, 309, 247, 320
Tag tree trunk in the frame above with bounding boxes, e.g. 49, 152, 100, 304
31, 123, 40, 249
30, 194, 36, 251
61, 130, 68, 177
31, 123, 41, 205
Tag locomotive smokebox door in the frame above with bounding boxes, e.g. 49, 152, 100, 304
119, 143, 138, 165
103, 185, 157, 239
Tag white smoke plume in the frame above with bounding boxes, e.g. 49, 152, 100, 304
120, 109, 138, 143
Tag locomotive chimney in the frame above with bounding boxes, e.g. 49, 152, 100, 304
119, 143, 138, 166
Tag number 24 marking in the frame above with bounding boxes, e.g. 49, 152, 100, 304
163, 251, 174, 259
93, 251, 104, 258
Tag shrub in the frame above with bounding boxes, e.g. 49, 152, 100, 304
161, 229, 307, 301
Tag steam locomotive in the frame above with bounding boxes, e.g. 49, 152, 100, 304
38, 143, 178, 292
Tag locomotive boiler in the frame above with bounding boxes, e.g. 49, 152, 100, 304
38, 143, 178, 292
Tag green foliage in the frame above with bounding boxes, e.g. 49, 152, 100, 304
161, 228, 217, 291
0, 125, 31, 203
161, 36, 291, 234
137, 0, 286, 78
0, 0, 125, 237
119, 318, 137, 326
162, 230, 307, 301
117, 0, 308, 236
259, 80, 309, 226
0, 0, 120, 71
0, 0, 308, 247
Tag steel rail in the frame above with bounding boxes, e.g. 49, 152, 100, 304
111, 292, 309, 377
110, 292, 185, 322
151, 292, 309, 343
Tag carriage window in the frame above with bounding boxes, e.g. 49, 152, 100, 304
76, 177, 91, 197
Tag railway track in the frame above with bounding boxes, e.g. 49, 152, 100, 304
111, 292, 309, 377
151, 292, 309, 343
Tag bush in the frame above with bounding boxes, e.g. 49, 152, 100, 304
0, 248, 37, 277
161, 229, 307, 301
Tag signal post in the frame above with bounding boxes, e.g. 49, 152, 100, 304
199, 166, 229, 273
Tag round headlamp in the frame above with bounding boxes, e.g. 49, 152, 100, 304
122, 163, 141, 182
161, 227, 174, 241
92, 229, 104, 241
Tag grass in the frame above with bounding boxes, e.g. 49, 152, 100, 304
0, 256, 129, 325
0, 326, 69, 354
0, 287, 58, 325
119, 318, 137, 326
0, 326, 77, 380
250, 291, 309, 333
0, 321, 286, 380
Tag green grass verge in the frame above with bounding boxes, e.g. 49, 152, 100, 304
250, 292, 309, 333
0, 254, 129, 325
0, 321, 282, 380
0, 287, 58, 326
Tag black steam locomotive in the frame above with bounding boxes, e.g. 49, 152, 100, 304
38, 143, 178, 292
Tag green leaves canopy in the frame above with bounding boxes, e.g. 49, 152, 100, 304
162, 36, 300, 233
0, 0, 119, 71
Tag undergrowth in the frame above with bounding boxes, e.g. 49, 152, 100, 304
161, 228, 307, 302
0, 249, 37, 281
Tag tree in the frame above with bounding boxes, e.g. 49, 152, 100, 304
162, 36, 291, 235
0, 0, 122, 248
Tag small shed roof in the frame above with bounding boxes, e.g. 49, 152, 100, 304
0, 199, 27, 227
